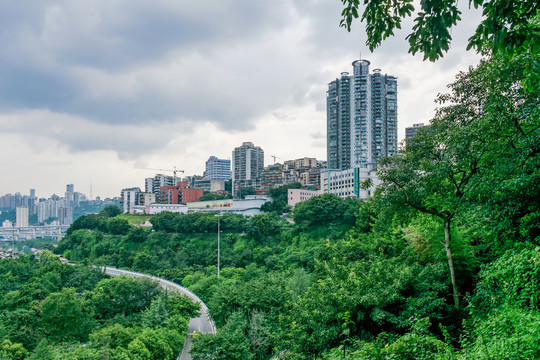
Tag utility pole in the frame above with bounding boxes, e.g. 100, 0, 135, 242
11, 221, 15, 257
216, 212, 222, 278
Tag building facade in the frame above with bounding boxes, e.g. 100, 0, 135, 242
121, 187, 142, 213
320, 165, 380, 200
16, 206, 28, 227
194, 179, 226, 193
327, 60, 397, 170
287, 189, 322, 207
232, 142, 264, 197
145, 174, 181, 202
205, 156, 231, 180
405, 123, 425, 139
159, 181, 204, 204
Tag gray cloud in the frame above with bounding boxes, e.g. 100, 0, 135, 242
0, 0, 483, 161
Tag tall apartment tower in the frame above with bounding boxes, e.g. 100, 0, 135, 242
205, 156, 231, 180
16, 206, 29, 227
65, 184, 74, 206
232, 142, 264, 196
327, 59, 397, 169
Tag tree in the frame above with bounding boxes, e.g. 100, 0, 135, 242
237, 187, 255, 199
338, 0, 540, 63
90, 276, 161, 319
261, 182, 302, 214
0, 340, 29, 360
199, 192, 233, 201
66, 214, 107, 235
89, 324, 135, 350
293, 193, 358, 229
107, 217, 131, 235
378, 123, 480, 307
99, 205, 122, 218
125, 227, 149, 243
142, 296, 169, 328
40, 288, 91, 342
245, 213, 282, 240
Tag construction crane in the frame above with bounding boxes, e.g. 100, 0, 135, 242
271, 155, 280, 164
137, 166, 184, 178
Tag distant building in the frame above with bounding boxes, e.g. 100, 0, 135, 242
327, 59, 397, 170
261, 164, 288, 189
130, 203, 188, 215
145, 174, 181, 202
298, 168, 322, 188
320, 165, 380, 200
405, 123, 425, 139
288, 189, 322, 207
283, 157, 318, 170
232, 142, 264, 197
65, 184, 74, 207
194, 179, 226, 193
58, 207, 73, 226
37, 196, 67, 223
16, 206, 28, 227
121, 187, 142, 213
188, 195, 271, 216
139, 192, 156, 207
205, 156, 231, 180
159, 181, 204, 204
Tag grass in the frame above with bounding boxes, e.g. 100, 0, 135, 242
117, 214, 153, 225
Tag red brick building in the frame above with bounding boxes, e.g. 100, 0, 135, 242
159, 181, 203, 204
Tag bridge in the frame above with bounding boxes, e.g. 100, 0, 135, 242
0, 225, 70, 241
101, 266, 216, 360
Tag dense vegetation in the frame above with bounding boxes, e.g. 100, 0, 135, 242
3, 7, 538, 357
48, 49, 540, 359
0, 251, 199, 359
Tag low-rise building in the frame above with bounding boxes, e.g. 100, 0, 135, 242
160, 181, 204, 204
121, 187, 142, 213
287, 189, 322, 207
130, 203, 189, 215
194, 179, 226, 193
320, 165, 380, 200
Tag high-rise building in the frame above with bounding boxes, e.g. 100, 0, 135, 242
65, 184, 74, 207
205, 156, 231, 180
58, 207, 73, 225
327, 59, 397, 169
232, 142, 264, 197
16, 206, 28, 227
405, 123, 425, 139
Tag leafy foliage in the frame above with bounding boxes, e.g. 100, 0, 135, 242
0, 255, 197, 359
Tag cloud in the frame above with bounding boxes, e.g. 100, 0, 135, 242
0, 0, 484, 197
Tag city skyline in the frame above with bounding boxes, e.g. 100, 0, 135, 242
0, 1, 483, 198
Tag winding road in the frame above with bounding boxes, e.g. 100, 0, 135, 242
101, 266, 216, 360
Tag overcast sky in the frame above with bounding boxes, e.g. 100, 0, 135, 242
0, 1, 483, 199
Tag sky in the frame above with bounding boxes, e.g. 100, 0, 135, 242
0, 1, 483, 199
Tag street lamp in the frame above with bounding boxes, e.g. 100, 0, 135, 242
11, 220, 15, 257
216, 212, 223, 278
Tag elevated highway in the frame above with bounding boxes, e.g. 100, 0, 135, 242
0, 225, 69, 241
101, 266, 216, 360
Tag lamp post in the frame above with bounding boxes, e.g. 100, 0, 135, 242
11, 221, 15, 256
216, 212, 222, 278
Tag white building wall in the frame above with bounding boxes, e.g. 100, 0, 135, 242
287, 189, 322, 207
320, 166, 380, 200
